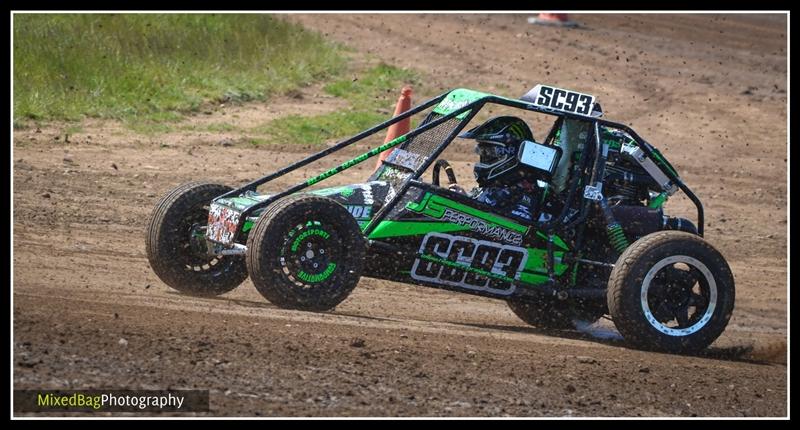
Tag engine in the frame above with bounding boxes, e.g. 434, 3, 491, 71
597, 130, 697, 243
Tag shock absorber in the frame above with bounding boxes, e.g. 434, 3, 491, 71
606, 223, 629, 253
598, 198, 630, 253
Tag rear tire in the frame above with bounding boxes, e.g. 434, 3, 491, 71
246, 194, 366, 311
146, 182, 248, 296
607, 231, 735, 353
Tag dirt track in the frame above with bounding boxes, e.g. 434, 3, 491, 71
13, 14, 787, 416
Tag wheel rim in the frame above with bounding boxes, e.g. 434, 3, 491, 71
279, 220, 340, 286
640, 255, 717, 336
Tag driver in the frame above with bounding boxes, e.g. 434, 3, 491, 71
454, 116, 542, 222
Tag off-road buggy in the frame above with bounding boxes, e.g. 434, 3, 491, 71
146, 85, 735, 353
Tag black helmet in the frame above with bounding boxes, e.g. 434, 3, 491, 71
459, 116, 534, 187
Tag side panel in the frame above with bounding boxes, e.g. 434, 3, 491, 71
308, 182, 391, 229
363, 185, 570, 298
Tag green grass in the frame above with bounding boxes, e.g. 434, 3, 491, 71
127, 121, 175, 135
257, 63, 419, 145
177, 122, 240, 133
203, 122, 239, 133
64, 124, 84, 134
323, 63, 417, 105
14, 14, 345, 123
256, 110, 386, 145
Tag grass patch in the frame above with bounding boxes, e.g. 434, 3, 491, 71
323, 63, 417, 105
178, 122, 239, 133
256, 63, 419, 145
203, 122, 239, 133
64, 124, 84, 134
257, 111, 385, 145
13, 14, 345, 124
126, 121, 175, 135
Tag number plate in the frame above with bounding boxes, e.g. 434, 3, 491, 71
522, 84, 597, 117
410, 232, 528, 295
206, 202, 241, 245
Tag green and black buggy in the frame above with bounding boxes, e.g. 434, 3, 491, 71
146, 85, 735, 353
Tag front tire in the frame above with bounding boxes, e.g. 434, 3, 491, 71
607, 231, 735, 353
145, 181, 248, 296
246, 194, 366, 311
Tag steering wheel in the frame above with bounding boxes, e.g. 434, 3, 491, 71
432, 159, 459, 188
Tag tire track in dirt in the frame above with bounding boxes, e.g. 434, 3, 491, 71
13, 287, 787, 416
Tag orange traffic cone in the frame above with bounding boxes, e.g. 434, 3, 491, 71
528, 13, 578, 28
374, 86, 412, 173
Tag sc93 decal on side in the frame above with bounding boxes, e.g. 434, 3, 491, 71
410, 232, 528, 295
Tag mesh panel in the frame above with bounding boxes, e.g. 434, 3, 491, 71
374, 112, 464, 186
400, 113, 463, 162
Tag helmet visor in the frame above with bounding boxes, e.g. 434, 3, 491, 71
475, 141, 509, 166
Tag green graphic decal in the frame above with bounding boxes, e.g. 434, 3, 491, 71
368, 220, 470, 239
406, 193, 527, 233
432, 88, 491, 119
311, 186, 354, 198
405, 193, 528, 245
534, 231, 569, 251
650, 148, 679, 178
519, 272, 550, 285
522, 248, 568, 276
298, 262, 337, 283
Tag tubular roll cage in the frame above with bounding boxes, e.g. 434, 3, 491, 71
216, 90, 704, 251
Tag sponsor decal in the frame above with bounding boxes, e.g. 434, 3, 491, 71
511, 203, 533, 221
441, 208, 523, 245
385, 184, 397, 204
360, 183, 377, 205
436, 96, 470, 114
345, 205, 372, 220
388, 148, 425, 170
407, 193, 528, 245
410, 232, 528, 295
